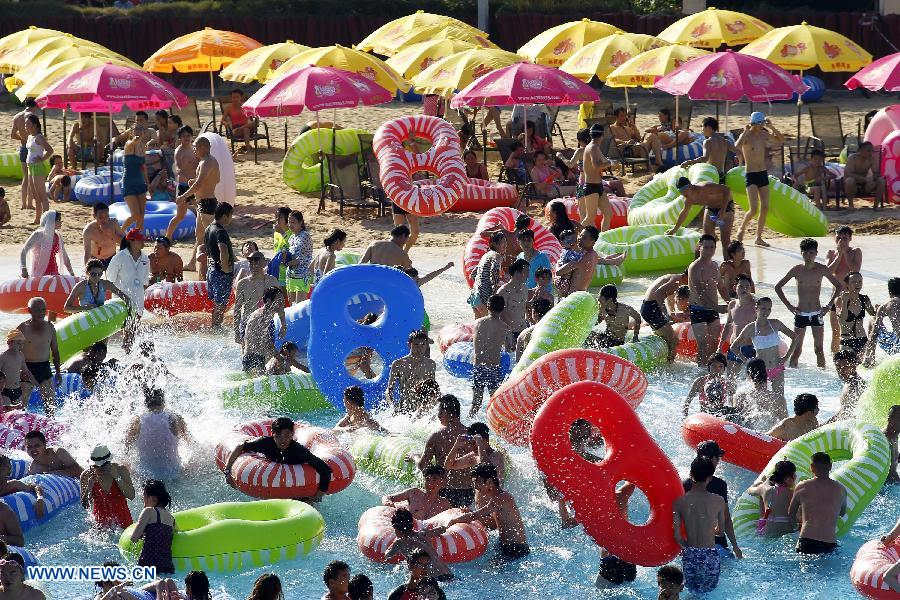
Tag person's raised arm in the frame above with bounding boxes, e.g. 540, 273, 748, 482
684, 376, 704, 416
382, 487, 412, 507
774, 268, 797, 312
417, 262, 454, 287
628, 305, 642, 341
766, 122, 785, 143
64, 280, 87, 314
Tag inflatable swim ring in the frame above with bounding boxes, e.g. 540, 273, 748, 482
282, 128, 367, 193
0, 274, 80, 316
9, 546, 37, 568
512, 291, 598, 375
108, 201, 196, 241
443, 341, 513, 381
221, 373, 331, 414
594, 224, 700, 275
857, 354, 900, 428
74, 172, 124, 206
0, 411, 65, 446
56, 300, 128, 363
0, 152, 23, 179
543, 195, 628, 230
0, 474, 80, 532
864, 104, 900, 147
628, 163, 717, 226
881, 130, 900, 204
144, 281, 234, 316
682, 413, 785, 473
726, 166, 827, 237
27, 372, 88, 412
215, 419, 356, 499
453, 178, 518, 212
373, 115, 467, 216
357, 505, 489, 564
601, 334, 669, 372
851, 537, 900, 599
347, 432, 420, 483
120, 499, 324, 573
653, 131, 705, 167
673, 321, 726, 360
7, 457, 30, 480
590, 263, 625, 288
488, 348, 648, 446
732, 421, 890, 537
437, 322, 474, 353
274, 299, 311, 351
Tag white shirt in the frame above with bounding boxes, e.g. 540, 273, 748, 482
106, 248, 149, 315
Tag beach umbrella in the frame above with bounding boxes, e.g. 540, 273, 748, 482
606, 44, 711, 110
560, 33, 643, 83
658, 7, 772, 49
219, 40, 311, 84
13, 55, 140, 101
0, 26, 66, 60
6, 45, 139, 94
366, 24, 498, 58
517, 18, 624, 66
267, 44, 409, 93
411, 48, 525, 97
0, 34, 129, 75
357, 10, 488, 55
385, 39, 476, 80
845, 52, 900, 92
621, 33, 670, 52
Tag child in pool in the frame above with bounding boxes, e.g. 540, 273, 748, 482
683, 353, 737, 417
527, 267, 554, 321
669, 285, 691, 323
334, 385, 387, 434
553, 230, 582, 297
383, 508, 453, 581
747, 460, 798, 538
657, 565, 684, 600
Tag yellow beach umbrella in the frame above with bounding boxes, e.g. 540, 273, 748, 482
739, 21, 872, 72
357, 10, 487, 55
411, 48, 523, 97
560, 34, 642, 82
367, 24, 497, 57
14, 55, 138, 100
385, 39, 476, 80
0, 34, 127, 75
268, 44, 409, 93
517, 19, 624, 67
606, 44, 711, 88
220, 40, 311, 84
621, 33, 670, 52
658, 7, 772, 48
6, 46, 139, 93
0, 26, 65, 60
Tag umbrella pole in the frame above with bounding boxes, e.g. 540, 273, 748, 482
624, 88, 630, 113
93, 112, 99, 174
317, 111, 325, 207
210, 62, 217, 133
796, 69, 803, 153
62, 110, 67, 169
41, 109, 46, 142
675, 96, 680, 132
284, 118, 288, 157
724, 101, 729, 132
108, 114, 113, 205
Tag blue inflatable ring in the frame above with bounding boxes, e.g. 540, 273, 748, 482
443, 341, 512, 381
27, 372, 86, 412
274, 299, 312, 351
108, 201, 196, 241
0, 473, 80, 532
74, 171, 124, 205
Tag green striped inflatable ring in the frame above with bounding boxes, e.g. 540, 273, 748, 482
594, 225, 700, 274
732, 421, 890, 538
726, 166, 827, 237
596, 334, 668, 372
0, 152, 23, 179
348, 432, 421, 483
282, 128, 368, 193
56, 300, 128, 363
856, 354, 900, 428
513, 291, 598, 375
221, 373, 332, 414
591, 263, 624, 288
628, 163, 718, 226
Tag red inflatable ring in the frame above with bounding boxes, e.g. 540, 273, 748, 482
373, 115, 467, 216
531, 381, 683, 567
544, 195, 628, 230
451, 178, 518, 213
215, 419, 356, 499
144, 280, 234, 316
487, 348, 648, 446
674, 322, 728, 359
0, 275, 81, 316
462, 207, 563, 288
357, 505, 489, 564
850, 538, 900, 599
681, 413, 786, 473
437, 322, 475, 353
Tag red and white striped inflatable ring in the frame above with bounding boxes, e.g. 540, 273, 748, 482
0, 275, 82, 316
437, 322, 475, 353
851, 538, 900, 599
357, 505, 489, 564
215, 419, 356, 499
451, 178, 518, 213
543, 195, 628, 230
144, 280, 234, 316
0, 411, 66, 449
462, 207, 562, 288
486, 348, 648, 446
373, 115, 467, 216
681, 413, 785, 473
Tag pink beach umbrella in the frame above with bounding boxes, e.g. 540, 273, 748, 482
845, 52, 900, 93
449, 62, 600, 109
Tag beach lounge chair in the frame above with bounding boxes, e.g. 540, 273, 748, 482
215, 96, 271, 163
808, 104, 850, 159
603, 132, 651, 177
322, 152, 381, 218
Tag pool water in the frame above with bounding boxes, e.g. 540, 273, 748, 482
2, 245, 897, 600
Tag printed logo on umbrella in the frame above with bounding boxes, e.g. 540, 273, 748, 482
473, 64, 492, 79
706, 69, 730, 89
522, 78, 545, 90
553, 39, 575, 56
637, 56, 659, 71
357, 66, 377, 81
108, 77, 133, 90
780, 43, 807, 58
269, 59, 285, 70
419, 57, 436, 70
314, 83, 338, 97
725, 21, 746, 34
610, 50, 631, 67
747, 73, 772, 87
843, 40, 864, 59
822, 41, 841, 59
557, 75, 579, 89
347, 77, 372, 92
690, 23, 711, 38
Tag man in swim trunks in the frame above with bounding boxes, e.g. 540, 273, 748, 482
175, 136, 219, 273
826, 226, 862, 353
382, 465, 453, 521
587, 284, 641, 348
82, 204, 124, 269
0, 330, 36, 409
718, 274, 757, 374
16, 298, 61, 414
241, 287, 286, 375
233, 252, 280, 346
681, 442, 737, 556
668, 178, 735, 260
10, 99, 38, 210
863, 277, 900, 366
580, 123, 615, 230
688, 234, 725, 368
223, 416, 332, 502
735, 112, 784, 248
641, 272, 688, 362
385, 330, 436, 412
556, 226, 625, 295
775, 238, 842, 368
471, 295, 511, 419
788, 452, 847, 554
360, 225, 412, 269
682, 117, 735, 183
204, 202, 235, 330
447, 463, 530, 560
768, 393, 819, 441
497, 259, 529, 351
419, 395, 471, 508
24, 431, 82, 478
673, 457, 742, 594
843, 141, 886, 209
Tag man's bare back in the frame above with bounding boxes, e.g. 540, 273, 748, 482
673, 489, 726, 548
689, 256, 720, 309
361, 240, 411, 268
789, 477, 846, 544
473, 315, 509, 366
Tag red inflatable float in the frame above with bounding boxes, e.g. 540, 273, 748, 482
373, 115, 467, 216
531, 381, 682, 566
0, 275, 81, 315
851, 538, 900, 599
215, 419, 355, 499
144, 281, 234, 316
543, 195, 628, 230
681, 413, 786, 473
487, 349, 648, 446
462, 207, 563, 287
674, 322, 727, 359
450, 178, 518, 212
437, 322, 475, 353
357, 505, 489, 564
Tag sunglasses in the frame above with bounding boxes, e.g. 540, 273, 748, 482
88, 271, 103, 277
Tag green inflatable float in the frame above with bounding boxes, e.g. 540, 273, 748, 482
726, 166, 828, 237
56, 300, 128, 363
598, 334, 668, 372
594, 225, 700, 275
348, 432, 421, 484
732, 421, 890, 538
628, 163, 718, 226
513, 291, 598, 375
282, 128, 368, 193
591, 263, 624, 288
856, 355, 900, 428
221, 373, 332, 413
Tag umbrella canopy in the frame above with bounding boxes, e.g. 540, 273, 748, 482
621, 33, 670, 52
357, 10, 487, 55
740, 21, 872, 72
658, 7, 772, 49
654, 50, 808, 101
412, 48, 525, 97
144, 27, 261, 73
450, 62, 600, 108
385, 39, 477, 79
267, 44, 409, 93
845, 52, 900, 92
14, 55, 140, 101
517, 19, 623, 66
5, 45, 139, 93
0, 26, 65, 60
606, 44, 710, 88
365, 24, 497, 57
0, 34, 128, 75
243, 65, 393, 117
36, 63, 188, 112
560, 33, 642, 82
220, 40, 311, 84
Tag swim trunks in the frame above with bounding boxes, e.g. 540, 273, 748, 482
840, 336, 868, 356
640, 299, 670, 330
439, 487, 475, 508
206, 267, 234, 306
242, 353, 266, 372
877, 329, 900, 354
726, 344, 756, 363
707, 200, 734, 227
285, 276, 311, 294
796, 537, 837, 555
682, 546, 721, 593
580, 182, 603, 197
745, 170, 769, 188
497, 541, 531, 560
794, 312, 824, 328
472, 363, 504, 393
198, 197, 217, 215
18, 146, 27, 163
718, 170, 726, 185
2, 388, 22, 402
690, 304, 719, 325
26, 361, 53, 384
598, 555, 637, 584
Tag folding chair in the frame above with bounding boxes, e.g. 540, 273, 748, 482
546, 106, 567, 149
807, 104, 850, 159
322, 152, 381, 217
216, 96, 271, 163
603, 132, 651, 176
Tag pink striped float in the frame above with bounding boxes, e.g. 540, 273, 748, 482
851, 538, 900, 599
543, 195, 629, 230
451, 178, 518, 212
144, 280, 234, 316
437, 322, 475, 353
0, 411, 66, 450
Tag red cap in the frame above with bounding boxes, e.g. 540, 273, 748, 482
125, 229, 147, 242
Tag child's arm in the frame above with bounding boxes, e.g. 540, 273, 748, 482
683, 376, 704, 416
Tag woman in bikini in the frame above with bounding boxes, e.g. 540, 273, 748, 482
64, 259, 132, 314
835, 271, 875, 363
747, 460, 798, 538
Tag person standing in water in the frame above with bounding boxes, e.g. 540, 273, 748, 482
735, 112, 784, 247
242, 287, 287, 374
129, 479, 175, 575
124, 388, 192, 479
233, 252, 281, 347
16, 297, 61, 413
746, 460, 798, 538
825, 226, 862, 353
688, 234, 725, 368
311, 229, 347, 286
175, 136, 219, 273
471, 295, 511, 419
385, 330, 436, 412
204, 202, 235, 330
718, 274, 756, 375
106, 230, 150, 353
788, 452, 847, 554
641, 272, 688, 362
82, 204, 124, 269
579, 123, 615, 230
79, 445, 135, 530
64, 259, 132, 314
419, 395, 471, 508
